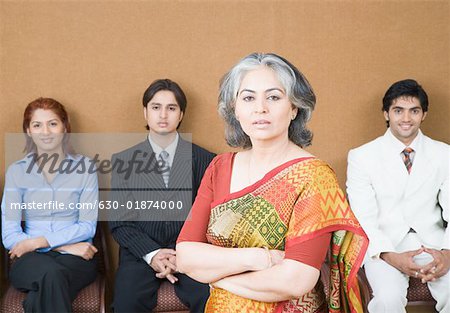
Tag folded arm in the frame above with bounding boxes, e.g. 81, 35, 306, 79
9, 236, 49, 259
54, 242, 98, 260
176, 241, 275, 283
213, 259, 319, 302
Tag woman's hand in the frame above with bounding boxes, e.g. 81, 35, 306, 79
9, 237, 49, 259
268, 249, 285, 267
211, 249, 285, 289
54, 242, 98, 260
257, 248, 285, 269
176, 242, 287, 283
211, 258, 320, 302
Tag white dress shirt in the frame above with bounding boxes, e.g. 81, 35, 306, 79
143, 133, 179, 264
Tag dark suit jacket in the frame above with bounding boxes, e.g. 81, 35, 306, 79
109, 137, 215, 260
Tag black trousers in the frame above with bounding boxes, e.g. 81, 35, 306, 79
9, 251, 97, 313
113, 248, 210, 313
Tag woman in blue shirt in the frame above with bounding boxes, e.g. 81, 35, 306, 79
1, 97, 98, 312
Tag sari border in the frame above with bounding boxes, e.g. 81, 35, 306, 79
285, 224, 368, 248
211, 155, 315, 208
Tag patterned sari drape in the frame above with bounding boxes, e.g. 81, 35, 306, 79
205, 158, 368, 313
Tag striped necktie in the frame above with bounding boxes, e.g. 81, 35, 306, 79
402, 147, 414, 174
159, 150, 170, 187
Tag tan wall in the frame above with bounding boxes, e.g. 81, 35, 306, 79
1, 0, 449, 303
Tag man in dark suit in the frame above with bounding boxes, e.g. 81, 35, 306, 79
109, 79, 215, 312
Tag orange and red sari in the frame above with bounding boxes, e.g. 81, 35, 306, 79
179, 154, 368, 313
206, 158, 368, 313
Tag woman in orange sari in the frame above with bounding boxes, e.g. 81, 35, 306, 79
176, 53, 368, 313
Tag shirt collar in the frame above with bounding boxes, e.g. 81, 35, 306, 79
148, 133, 179, 164
385, 128, 422, 153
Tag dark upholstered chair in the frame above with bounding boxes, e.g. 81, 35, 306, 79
1, 224, 108, 313
358, 267, 437, 313
153, 280, 189, 312
407, 276, 437, 307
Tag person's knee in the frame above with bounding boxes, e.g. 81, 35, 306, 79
41, 266, 70, 287
174, 276, 209, 310
430, 279, 449, 311
113, 271, 158, 311
10, 252, 51, 279
371, 287, 407, 309
113, 291, 140, 311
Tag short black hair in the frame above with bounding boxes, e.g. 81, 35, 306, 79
382, 79, 428, 113
142, 79, 187, 130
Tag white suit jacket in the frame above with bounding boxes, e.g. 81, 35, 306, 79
347, 129, 449, 259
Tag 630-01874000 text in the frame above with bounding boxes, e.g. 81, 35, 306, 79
98, 200, 183, 210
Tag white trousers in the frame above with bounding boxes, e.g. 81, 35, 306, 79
364, 234, 450, 313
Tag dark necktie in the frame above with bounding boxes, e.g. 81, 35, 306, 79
402, 147, 414, 174
159, 150, 170, 187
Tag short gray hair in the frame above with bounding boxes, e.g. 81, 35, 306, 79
218, 52, 316, 148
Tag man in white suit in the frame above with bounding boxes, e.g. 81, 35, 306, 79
347, 79, 449, 313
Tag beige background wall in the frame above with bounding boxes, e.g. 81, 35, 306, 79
1, 0, 449, 304
1, 0, 449, 185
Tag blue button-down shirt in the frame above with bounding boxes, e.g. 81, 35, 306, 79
1, 153, 98, 251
